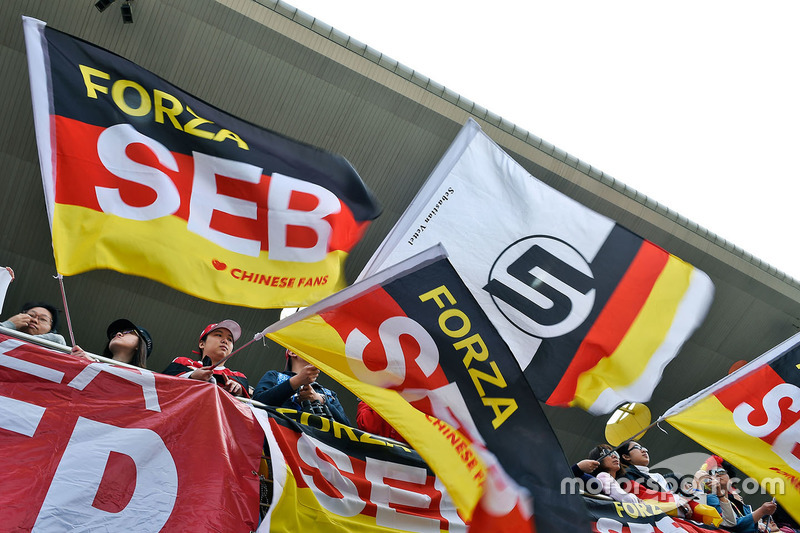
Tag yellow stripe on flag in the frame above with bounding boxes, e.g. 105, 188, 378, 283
52, 204, 347, 308
268, 317, 486, 518
269, 467, 458, 532
571, 255, 693, 412
668, 395, 800, 512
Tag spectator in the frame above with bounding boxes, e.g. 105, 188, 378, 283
1, 301, 66, 346
71, 318, 153, 367
587, 444, 638, 503
695, 455, 779, 533
253, 349, 349, 425
162, 320, 249, 398
356, 400, 407, 444
619, 439, 694, 518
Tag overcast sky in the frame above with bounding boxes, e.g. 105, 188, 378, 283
284, 0, 800, 280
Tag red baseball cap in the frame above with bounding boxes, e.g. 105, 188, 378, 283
199, 320, 241, 343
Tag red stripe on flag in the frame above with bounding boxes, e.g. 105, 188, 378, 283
547, 241, 669, 407
52, 116, 368, 252
714, 364, 800, 447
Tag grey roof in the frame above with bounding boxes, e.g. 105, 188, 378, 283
2, 0, 799, 463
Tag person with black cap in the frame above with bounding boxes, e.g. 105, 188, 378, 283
162, 320, 249, 398
70, 318, 153, 367
253, 349, 349, 425
1, 301, 66, 345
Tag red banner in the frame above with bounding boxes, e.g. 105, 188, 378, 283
0, 334, 263, 531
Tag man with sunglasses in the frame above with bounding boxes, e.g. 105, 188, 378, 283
1, 301, 65, 345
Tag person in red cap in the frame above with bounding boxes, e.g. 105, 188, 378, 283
162, 320, 249, 397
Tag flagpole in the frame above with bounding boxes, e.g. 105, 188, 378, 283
208, 331, 265, 370
55, 274, 76, 346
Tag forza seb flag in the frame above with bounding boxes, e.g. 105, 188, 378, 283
23, 17, 380, 308
265, 247, 590, 532
361, 119, 713, 414
253, 407, 468, 532
666, 332, 800, 523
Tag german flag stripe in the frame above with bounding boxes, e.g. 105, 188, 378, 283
546, 241, 669, 407
570, 254, 702, 413
524, 224, 644, 397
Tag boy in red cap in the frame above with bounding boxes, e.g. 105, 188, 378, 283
162, 320, 249, 397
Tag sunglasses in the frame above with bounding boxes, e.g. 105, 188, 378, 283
115, 329, 139, 337
628, 444, 648, 453
599, 450, 620, 460
707, 468, 727, 476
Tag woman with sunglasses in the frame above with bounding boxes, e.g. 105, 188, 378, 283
71, 318, 153, 367
620, 440, 695, 519
587, 444, 638, 503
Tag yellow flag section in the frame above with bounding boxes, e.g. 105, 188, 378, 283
568, 252, 707, 414
252, 408, 467, 532
665, 332, 800, 522
52, 205, 349, 308
23, 17, 380, 308
265, 312, 485, 518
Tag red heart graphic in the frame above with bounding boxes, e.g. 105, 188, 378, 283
212, 259, 227, 271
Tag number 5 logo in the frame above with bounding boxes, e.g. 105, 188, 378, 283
483, 236, 595, 338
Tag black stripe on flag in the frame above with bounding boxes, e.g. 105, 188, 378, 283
523, 224, 644, 400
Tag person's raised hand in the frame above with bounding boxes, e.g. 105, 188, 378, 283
290, 364, 320, 389
7, 312, 31, 330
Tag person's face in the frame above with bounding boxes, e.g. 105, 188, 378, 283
601, 450, 621, 472
708, 468, 730, 492
199, 328, 234, 363
108, 329, 139, 363
24, 307, 53, 335
623, 442, 650, 467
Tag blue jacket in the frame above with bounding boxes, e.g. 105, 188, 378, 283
253, 370, 350, 426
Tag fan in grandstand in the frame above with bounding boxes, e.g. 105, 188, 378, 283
162, 320, 250, 398
619, 440, 694, 519
1, 300, 66, 345
253, 348, 350, 425
586, 444, 638, 503
694, 455, 782, 533
71, 318, 153, 367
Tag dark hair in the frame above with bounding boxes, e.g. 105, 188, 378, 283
588, 444, 626, 478
20, 301, 59, 333
619, 440, 636, 466
102, 319, 152, 368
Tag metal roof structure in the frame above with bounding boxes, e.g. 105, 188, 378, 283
2, 0, 799, 462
